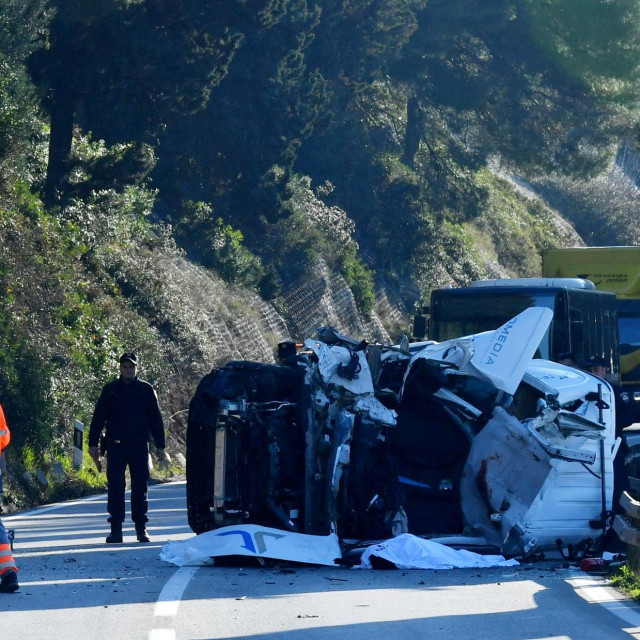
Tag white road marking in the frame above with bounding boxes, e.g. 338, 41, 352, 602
150, 566, 200, 639
4, 481, 195, 639
2, 480, 187, 520
148, 631, 176, 640
2, 492, 107, 519
567, 572, 640, 637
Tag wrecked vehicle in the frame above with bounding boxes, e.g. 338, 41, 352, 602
185, 307, 618, 560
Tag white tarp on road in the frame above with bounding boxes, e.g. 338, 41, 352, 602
160, 524, 342, 567
161, 526, 519, 570
358, 534, 520, 570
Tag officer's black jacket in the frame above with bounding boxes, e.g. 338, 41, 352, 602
612, 382, 637, 437
88, 377, 165, 449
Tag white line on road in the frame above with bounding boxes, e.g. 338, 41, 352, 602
2, 480, 187, 520
148, 631, 176, 640
2, 480, 186, 522
150, 565, 200, 640
2, 492, 107, 519
567, 572, 640, 637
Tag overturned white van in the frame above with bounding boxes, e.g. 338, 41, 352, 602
185, 308, 618, 561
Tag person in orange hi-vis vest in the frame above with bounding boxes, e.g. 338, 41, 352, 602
0, 403, 19, 593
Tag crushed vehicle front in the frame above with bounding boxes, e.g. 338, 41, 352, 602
185, 310, 617, 560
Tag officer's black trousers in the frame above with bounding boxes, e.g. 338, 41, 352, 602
106, 442, 150, 525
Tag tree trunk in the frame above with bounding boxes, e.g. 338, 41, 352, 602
402, 96, 421, 167
44, 89, 74, 207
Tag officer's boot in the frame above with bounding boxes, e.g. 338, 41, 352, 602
135, 523, 150, 543
0, 570, 19, 593
106, 521, 123, 544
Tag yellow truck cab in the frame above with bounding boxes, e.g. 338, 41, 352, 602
542, 246, 640, 403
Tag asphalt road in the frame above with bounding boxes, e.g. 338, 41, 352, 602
2, 481, 640, 640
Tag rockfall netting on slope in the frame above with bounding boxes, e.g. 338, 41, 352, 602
373, 284, 415, 339
152, 254, 291, 371
110, 241, 410, 397
275, 259, 392, 343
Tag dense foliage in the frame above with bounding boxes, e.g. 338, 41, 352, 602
1, 0, 640, 505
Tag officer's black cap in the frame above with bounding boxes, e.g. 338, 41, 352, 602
585, 355, 607, 368
119, 352, 138, 365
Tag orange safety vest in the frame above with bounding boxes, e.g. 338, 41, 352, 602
0, 404, 10, 454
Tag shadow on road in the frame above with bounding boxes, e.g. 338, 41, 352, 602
0, 480, 631, 640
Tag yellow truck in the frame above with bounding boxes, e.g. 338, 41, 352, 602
542, 246, 640, 402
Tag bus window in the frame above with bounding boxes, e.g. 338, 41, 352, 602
430, 290, 557, 359
566, 289, 619, 374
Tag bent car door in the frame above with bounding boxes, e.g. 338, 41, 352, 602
460, 361, 615, 557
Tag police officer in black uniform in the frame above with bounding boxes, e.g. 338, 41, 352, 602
585, 355, 637, 518
89, 352, 167, 543
585, 355, 636, 435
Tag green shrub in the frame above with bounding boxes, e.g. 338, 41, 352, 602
340, 246, 376, 318
174, 201, 265, 288
610, 563, 640, 601
270, 173, 376, 315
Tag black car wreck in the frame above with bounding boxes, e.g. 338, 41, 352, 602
185, 311, 619, 563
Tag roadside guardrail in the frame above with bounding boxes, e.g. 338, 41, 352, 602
613, 476, 640, 573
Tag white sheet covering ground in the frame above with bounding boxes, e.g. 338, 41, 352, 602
159, 524, 342, 567
160, 526, 519, 570
358, 534, 520, 569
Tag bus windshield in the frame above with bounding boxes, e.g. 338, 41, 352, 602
617, 302, 640, 384
430, 290, 557, 359
619, 314, 640, 350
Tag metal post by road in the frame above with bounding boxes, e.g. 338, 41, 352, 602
73, 420, 84, 469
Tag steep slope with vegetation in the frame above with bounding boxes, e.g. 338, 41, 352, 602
2, 0, 640, 507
